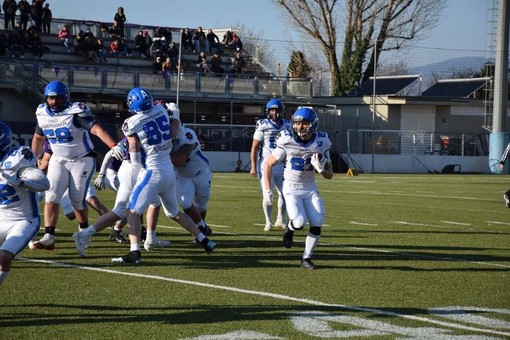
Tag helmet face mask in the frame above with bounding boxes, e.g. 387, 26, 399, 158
265, 99, 284, 121
292, 107, 318, 139
44, 81, 69, 113
127, 87, 153, 114
0, 120, 12, 159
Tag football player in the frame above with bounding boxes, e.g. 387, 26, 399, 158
250, 98, 291, 231
74, 88, 216, 263
0, 121, 50, 285
171, 126, 212, 236
263, 108, 333, 269
30, 80, 121, 250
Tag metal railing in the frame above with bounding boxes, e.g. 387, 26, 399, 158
347, 129, 489, 156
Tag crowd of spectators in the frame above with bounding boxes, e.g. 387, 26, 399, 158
0, 4, 249, 74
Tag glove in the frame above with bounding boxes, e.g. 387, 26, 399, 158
165, 102, 180, 120
94, 174, 105, 191
2, 172, 22, 187
111, 145, 125, 161
310, 153, 327, 173
263, 190, 273, 206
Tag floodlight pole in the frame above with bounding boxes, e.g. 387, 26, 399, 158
371, 39, 377, 173
176, 29, 183, 106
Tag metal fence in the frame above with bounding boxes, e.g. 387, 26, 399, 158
347, 129, 489, 156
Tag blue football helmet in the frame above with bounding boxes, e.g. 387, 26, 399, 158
127, 87, 153, 113
292, 107, 318, 138
265, 98, 285, 119
0, 120, 12, 159
44, 80, 70, 113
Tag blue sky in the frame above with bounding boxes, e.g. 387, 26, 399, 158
46, 0, 489, 50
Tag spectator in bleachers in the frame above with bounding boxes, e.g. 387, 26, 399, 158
17, 0, 31, 31
211, 51, 224, 74
161, 56, 176, 73
133, 30, 149, 57
109, 20, 123, 37
95, 37, 107, 62
83, 27, 94, 40
230, 51, 246, 75
83, 34, 98, 63
154, 26, 171, 51
114, 6, 126, 37
41, 2, 52, 34
58, 24, 71, 53
73, 30, 84, 56
206, 29, 221, 53
119, 37, 131, 56
166, 41, 178, 65
109, 35, 131, 56
152, 56, 162, 73
143, 29, 152, 53
0, 31, 7, 56
30, 0, 44, 32
180, 28, 193, 52
149, 37, 165, 59
25, 25, 46, 59
222, 30, 233, 49
197, 51, 211, 75
229, 33, 242, 51
3, 0, 17, 30
7, 26, 25, 58
193, 26, 208, 53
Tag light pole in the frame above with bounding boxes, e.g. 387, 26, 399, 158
371, 39, 377, 173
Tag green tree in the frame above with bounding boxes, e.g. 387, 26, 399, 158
287, 50, 311, 78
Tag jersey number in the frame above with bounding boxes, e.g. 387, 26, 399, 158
44, 127, 73, 143
290, 157, 314, 171
143, 116, 171, 145
0, 184, 20, 205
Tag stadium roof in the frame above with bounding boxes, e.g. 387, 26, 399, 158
348, 75, 421, 96
421, 77, 490, 98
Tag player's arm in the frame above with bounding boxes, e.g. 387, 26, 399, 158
90, 123, 117, 149
262, 154, 278, 191
171, 143, 194, 167
38, 151, 51, 173
250, 139, 261, 177
170, 118, 181, 140
126, 134, 142, 164
320, 152, 334, 180
31, 130, 45, 160
16, 166, 50, 192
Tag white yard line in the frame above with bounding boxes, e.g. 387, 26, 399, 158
16, 256, 510, 338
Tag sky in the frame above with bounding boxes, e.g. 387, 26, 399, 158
45, 0, 490, 51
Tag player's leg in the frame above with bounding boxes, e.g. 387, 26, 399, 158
68, 157, 95, 231
300, 189, 325, 270
1, 218, 39, 284
281, 187, 307, 250
32, 158, 69, 250
192, 170, 212, 235
85, 185, 109, 216
259, 158, 273, 231
272, 163, 286, 228
143, 203, 171, 251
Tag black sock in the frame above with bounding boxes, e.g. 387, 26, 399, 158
44, 227, 55, 235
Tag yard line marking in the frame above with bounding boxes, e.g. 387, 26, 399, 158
348, 221, 379, 226
441, 221, 471, 226
486, 221, 510, 226
16, 256, 510, 338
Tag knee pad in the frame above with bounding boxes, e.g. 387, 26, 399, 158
288, 220, 305, 231
309, 226, 322, 236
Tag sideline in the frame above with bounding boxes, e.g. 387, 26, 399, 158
16, 256, 510, 338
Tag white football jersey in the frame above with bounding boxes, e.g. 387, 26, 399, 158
253, 118, 291, 160
272, 130, 332, 186
172, 127, 210, 178
34, 102, 96, 159
0, 146, 40, 221
122, 104, 173, 170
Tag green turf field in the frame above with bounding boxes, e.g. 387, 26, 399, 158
2, 173, 509, 339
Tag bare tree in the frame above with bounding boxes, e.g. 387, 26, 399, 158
271, 0, 446, 96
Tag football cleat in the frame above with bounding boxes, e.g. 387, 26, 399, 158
282, 225, 294, 249
200, 239, 216, 254
31, 233, 55, 250
504, 191, 510, 208
274, 220, 286, 229
72, 231, 90, 257
301, 258, 315, 270
144, 237, 171, 251
112, 250, 142, 264
264, 223, 273, 232
109, 230, 129, 244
